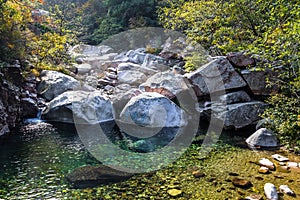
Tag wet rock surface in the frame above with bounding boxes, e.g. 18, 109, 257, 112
66, 165, 133, 189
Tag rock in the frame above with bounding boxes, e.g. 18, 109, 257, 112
75, 63, 92, 74
231, 178, 252, 188
226, 52, 256, 68
167, 189, 182, 197
256, 118, 275, 130
259, 158, 275, 170
258, 166, 270, 174
202, 101, 267, 130
117, 62, 158, 86
21, 98, 39, 118
271, 154, 289, 162
246, 128, 278, 149
66, 165, 133, 189
140, 71, 192, 99
42, 91, 114, 124
218, 91, 251, 104
277, 166, 290, 173
279, 185, 295, 196
185, 57, 247, 97
245, 194, 263, 200
287, 162, 298, 168
116, 49, 168, 67
119, 92, 187, 129
118, 93, 187, 144
37, 70, 82, 101
192, 170, 206, 178
69, 44, 114, 58
264, 183, 278, 200
241, 69, 279, 96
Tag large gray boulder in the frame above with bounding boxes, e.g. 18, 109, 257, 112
37, 70, 82, 101
185, 57, 247, 97
66, 165, 133, 189
117, 62, 157, 86
42, 90, 114, 124
202, 101, 267, 130
120, 92, 187, 128
246, 128, 278, 148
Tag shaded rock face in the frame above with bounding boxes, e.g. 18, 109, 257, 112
218, 91, 251, 104
185, 57, 247, 98
201, 101, 267, 130
241, 69, 279, 96
246, 128, 278, 149
37, 70, 82, 101
66, 165, 133, 189
42, 91, 114, 124
0, 66, 38, 136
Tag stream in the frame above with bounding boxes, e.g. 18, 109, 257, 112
0, 122, 299, 199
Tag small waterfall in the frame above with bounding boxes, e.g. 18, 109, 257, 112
23, 108, 45, 124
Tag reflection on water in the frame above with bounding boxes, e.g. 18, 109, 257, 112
0, 122, 98, 199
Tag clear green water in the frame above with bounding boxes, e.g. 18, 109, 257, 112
0, 123, 299, 200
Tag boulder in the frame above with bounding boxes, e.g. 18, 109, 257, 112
246, 128, 278, 149
218, 91, 251, 104
69, 44, 114, 58
226, 52, 256, 68
21, 97, 39, 118
140, 72, 191, 98
42, 90, 114, 124
202, 101, 267, 130
185, 57, 247, 97
66, 165, 133, 189
37, 70, 81, 101
264, 183, 278, 200
118, 92, 187, 141
117, 62, 157, 86
119, 92, 187, 128
241, 69, 279, 96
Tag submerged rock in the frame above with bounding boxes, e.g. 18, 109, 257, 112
246, 128, 278, 149
231, 177, 252, 188
167, 189, 182, 197
66, 165, 133, 189
258, 166, 270, 174
264, 183, 278, 200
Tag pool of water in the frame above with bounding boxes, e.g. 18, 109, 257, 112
0, 122, 299, 200
0, 122, 99, 199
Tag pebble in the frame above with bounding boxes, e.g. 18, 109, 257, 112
264, 183, 278, 200
258, 166, 269, 174
279, 185, 295, 196
287, 162, 298, 168
167, 189, 182, 197
259, 158, 275, 170
232, 178, 252, 188
271, 154, 289, 162
245, 194, 263, 200
192, 170, 206, 178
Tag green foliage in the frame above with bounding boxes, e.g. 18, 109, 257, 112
159, 0, 300, 147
